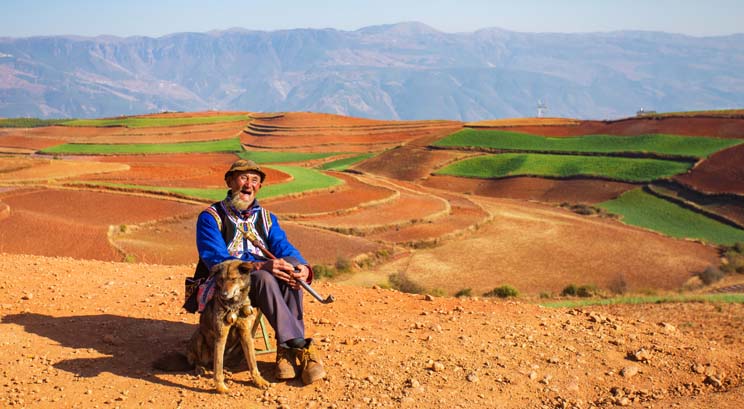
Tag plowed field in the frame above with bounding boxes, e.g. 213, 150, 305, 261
674, 145, 744, 196
366, 196, 719, 296
0, 188, 202, 260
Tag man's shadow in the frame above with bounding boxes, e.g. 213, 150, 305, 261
2, 313, 276, 392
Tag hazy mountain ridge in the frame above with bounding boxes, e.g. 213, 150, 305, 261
1, 22, 742, 120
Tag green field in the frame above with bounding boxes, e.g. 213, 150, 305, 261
0, 118, 73, 128
72, 165, 342, 201
239, 151, 341, 164
59, 114, 249, 128
40, 138, 243, 155
434, 153, 691, 182
433, 129, 743, 158
318, 153, 375, 170
599, 188, 744, 246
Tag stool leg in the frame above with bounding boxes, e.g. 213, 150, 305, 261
251, 310, 276, 355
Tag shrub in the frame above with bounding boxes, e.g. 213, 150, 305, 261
312, 264, 334, 279
699, 266, 724, 285
722, 244, 744, 274
430, 288, 447, 297
539, 292, 552, 299
576, 285, 597, 298
335, 256, 352, 273
561, 284, 597, 297
561, 284, 578, 297
455, 288, 472, 298
484, 285, 519, 298
388, 272, 425, 294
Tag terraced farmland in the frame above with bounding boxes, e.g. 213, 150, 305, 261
0, 109, 742, 299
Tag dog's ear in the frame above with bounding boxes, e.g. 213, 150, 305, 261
209, 260, 231, 277
237, 262, 254, 275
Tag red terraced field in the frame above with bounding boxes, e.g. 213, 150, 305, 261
75, 153, 291, 187
423, 175, 637, 203
242, 111, 463, 151
76, 121, 249, 144
295, 180, 450, 234
354, 139, 470, 181
0, 133, 68, 150
367, 193, 491, 246
674, 144, 744, 196
264, 172, 397, 216
0, 157, 130, 182
0, 188, 202, 260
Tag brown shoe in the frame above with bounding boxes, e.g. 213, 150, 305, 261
275, 346, 297, 380
297, 341, 326, 385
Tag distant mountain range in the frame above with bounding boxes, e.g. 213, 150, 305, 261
1, 22, 743, 121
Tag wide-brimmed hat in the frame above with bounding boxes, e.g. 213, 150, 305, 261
224, 159, 266, 182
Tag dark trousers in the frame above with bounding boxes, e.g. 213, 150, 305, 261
249, 269, 305, 345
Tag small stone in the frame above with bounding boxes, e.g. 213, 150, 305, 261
466, 373, 479, 382
618, 397, 631, 406
21, 293, 33, 301
692, 363, 706, 374
659, 322, 676, 332
424, 294, 435, 301
406, 378, 420, 388
627, 348, 651, 363
432, 362, 445, 372
704, 375, 723, 388
620, 366, 639, 378
528, 371, 538, 380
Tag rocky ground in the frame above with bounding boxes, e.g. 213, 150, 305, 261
1, 253, 743, 408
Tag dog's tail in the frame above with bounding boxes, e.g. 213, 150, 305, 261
152, 351, 193, 372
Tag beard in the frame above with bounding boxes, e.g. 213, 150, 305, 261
230, 191, 253, 211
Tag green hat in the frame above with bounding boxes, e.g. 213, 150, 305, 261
224, 159, 266, 182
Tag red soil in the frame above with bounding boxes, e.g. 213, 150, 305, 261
423, 175, 637, 203
372, 196, 720, 295
368, 193, 490, 245
0, 188, 202, 260
3, 253, 743, 408
243, 111, 463, 151
263, 172, 396, 216
674, 145, 744, 196
296, 179, 450, 234
0, 134, 67, 150
75, 154, 291, 188
0, 119, 248, 147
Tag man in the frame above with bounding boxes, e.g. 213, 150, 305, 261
184, 159, 326, 385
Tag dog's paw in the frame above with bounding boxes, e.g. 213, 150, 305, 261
194, 365, 207, 377
254, 376, 271, 390
215, 381, 229, 394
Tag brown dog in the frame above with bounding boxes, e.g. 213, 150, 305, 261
154, 259, 270, 393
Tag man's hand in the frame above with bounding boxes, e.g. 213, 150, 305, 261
261, 259, 309, 290
289, 264, 310, 290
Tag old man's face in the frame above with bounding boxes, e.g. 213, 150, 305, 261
227, 171, 262, 211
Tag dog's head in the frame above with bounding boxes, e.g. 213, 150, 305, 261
210, 259, 253, 301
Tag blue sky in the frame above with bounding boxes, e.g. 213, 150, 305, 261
1, 0, 741, 38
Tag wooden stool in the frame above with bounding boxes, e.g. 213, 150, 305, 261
251, 310, 275, 355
